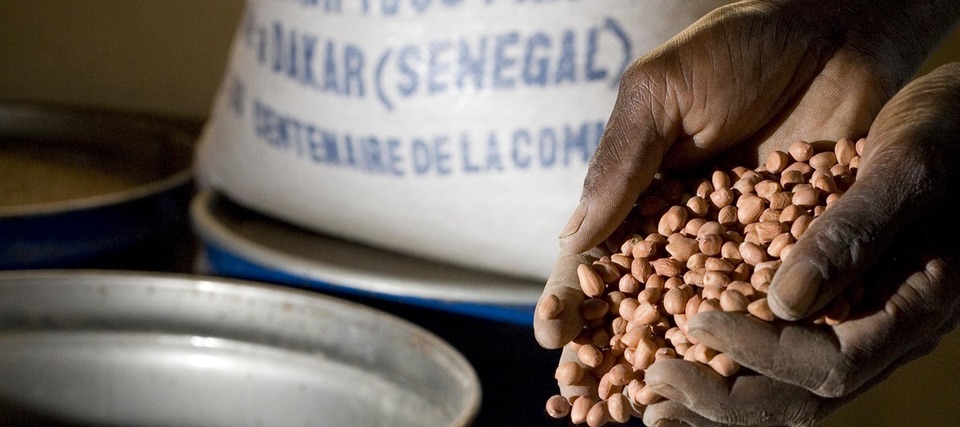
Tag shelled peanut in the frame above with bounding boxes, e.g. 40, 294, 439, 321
544, 138, 865, 426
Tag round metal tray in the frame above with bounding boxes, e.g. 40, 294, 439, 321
0, 270, 480, 427
0, 103, 194, 269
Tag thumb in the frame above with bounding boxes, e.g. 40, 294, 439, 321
768, 65, 960, 320
766, 170, 905, 320
557, 73, 673, 254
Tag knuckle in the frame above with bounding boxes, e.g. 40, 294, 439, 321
804, 214, 874, 278
812, 361, 856, 398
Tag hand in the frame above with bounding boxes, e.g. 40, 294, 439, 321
535, 0, 959, 349
641, 62, 960, 427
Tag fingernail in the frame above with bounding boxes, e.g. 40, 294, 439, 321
770, 260, 822, 320
655, 419, 689, 427
559, 200, 588, 239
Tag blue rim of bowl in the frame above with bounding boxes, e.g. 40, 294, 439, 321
190, 190, 539, 326
0, 103, 196, 268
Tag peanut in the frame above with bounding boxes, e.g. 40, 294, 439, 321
635, 385, 663, 406
712, 170, 731, 190
733, 176, 757, 194
606, 363, 634, 386
721, 241, 742, 263
686, 196, 710, 218
780, 169, 806, 189
835, 137, 857, 166
570, 396, 595, 424
610, 254, 632, 271
747, 298, 776, 322
593, 261, 622, 284
586, 401, 611, 427
630, 258, 653, 282
632, 240, 659, 259
754, 180, 783, 200
789, 140, 814, 162
538, 294, 564, 319
578, 263, 605, 298
792, 186, 820, 209
809, 151, 838, 170
607, 394, 631, 424
693, 343, 717, 364
720, 289, 749, 312
578, 344, 603, 368
737, 195, 765, 224
695, 179, 714, 198
769, 191, 793, 210
618, 274, 641, 295
710, 188, 736, 210
658, 205, 688, 236
765, 150, 791, 174
779, 204, 806, 223
697, 221, 725, 239
784, 160, 813, 176
767, 233, 795, 258
581, 298, 610, 321
708, 353, 741, 377
651, 258, 683, 277
791, 215, 813, 239
555, 361, 585, 385
546, 395, 571, 419
739, 241, 767, 266
698, 233, 724, 256
548, 138, 860, 426
717, 205, 739, 226
663, 287, 688, 315
666, 236, 699, 262
637, 287, 662, 305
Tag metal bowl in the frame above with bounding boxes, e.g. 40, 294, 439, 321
0, 270, 480, 427
0, 103, 194, 269
191, 190, 542, 326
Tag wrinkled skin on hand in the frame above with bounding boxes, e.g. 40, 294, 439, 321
642, 62, 960, 427
534, 0, 960, 425
535, 0, 958, 349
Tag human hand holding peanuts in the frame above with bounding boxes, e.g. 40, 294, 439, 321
534, 0, 960, 425
542, 136, 869, 426
641, 64, 960, 426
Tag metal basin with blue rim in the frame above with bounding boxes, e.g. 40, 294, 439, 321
0, 103, 194, 269
0, 270, 480, 427
190, 190, 542, 326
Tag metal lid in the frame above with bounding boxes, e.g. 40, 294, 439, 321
0, 270, 481, 426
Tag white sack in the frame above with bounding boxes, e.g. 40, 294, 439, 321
197, 0, 731, 280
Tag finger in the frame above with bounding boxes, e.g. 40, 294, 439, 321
765, 170, 909, 320
767, 63, 960, 321
557, 63, 674, 254
557, 344, 599, 399
643, 344, 942, 427
645, 359, 818, 427
688, 254, 960, 400
685, 310, 867, 398
534, 252, 591, 349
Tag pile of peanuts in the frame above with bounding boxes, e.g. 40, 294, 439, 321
542, 138, 865, 426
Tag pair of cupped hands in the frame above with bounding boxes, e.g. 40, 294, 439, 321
534, 1, 960, 426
